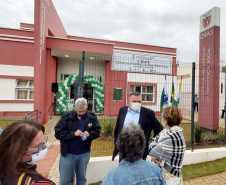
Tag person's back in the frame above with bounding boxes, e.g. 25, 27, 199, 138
102, 123, 165, 185
194, 95, 198, 103
102, 159, 164, 185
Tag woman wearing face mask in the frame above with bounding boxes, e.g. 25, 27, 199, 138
148, 106, 186, 185
0, 120, 55, 185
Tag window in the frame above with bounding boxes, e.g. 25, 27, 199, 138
61, 74, 70, 82
130, 85, 154, 102
15, 80, 34, 100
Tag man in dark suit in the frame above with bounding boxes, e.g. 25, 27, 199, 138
112, 92, 163, 161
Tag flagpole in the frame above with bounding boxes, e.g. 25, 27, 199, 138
191, 62, 195, 152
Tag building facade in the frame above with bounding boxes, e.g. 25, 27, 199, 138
0, 0, 177, 123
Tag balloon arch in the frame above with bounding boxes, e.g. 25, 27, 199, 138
57, 74, 104, 114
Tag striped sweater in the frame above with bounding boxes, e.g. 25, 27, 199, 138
148, 126, 186, 177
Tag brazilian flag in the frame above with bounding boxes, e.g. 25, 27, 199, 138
171, 78, 175, 103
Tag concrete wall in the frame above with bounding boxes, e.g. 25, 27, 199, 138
0, 103, 33, 112
0, 65, 34, 104
86, 147, 226, 184
0, 65, 34, 113
0, 78, 16, 100
0, 64, 34, 77
57, 58, 106, 84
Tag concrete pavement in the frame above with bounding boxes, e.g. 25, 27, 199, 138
184, 172, 226, 185
37, 116, 61, 179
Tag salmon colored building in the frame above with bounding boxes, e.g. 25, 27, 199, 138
0, 0, 177, 123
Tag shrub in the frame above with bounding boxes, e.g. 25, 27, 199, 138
195, 124, 204, 143
204, 132, 225, 142
102, 120, 115, 137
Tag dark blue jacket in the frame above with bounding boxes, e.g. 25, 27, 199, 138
112, 106, 163, 160
55, 110, 101, 157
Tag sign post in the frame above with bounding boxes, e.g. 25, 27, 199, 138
198, 7, 220, 132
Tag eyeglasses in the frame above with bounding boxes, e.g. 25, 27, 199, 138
27, 136, 48, 152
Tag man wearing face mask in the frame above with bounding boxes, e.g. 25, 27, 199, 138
55, 97, 101, 185
112, 92, 163, 161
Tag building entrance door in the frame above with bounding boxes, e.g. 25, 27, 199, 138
83, 83, 93, 112
70, 82, 103, 114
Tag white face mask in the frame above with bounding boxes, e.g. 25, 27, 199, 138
131, 102, 141, 112
162, 117, 168, 128
26, 147, 48, 165
162, 120, 166, 128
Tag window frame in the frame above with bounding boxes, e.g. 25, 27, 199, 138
15, 80, 34, 100
127, 82, 157, 105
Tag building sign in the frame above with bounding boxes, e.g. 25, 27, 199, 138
200, 7, 220, 33
113, 88, 122, 101
111, 50, 172, 74
198, 7, 220, 130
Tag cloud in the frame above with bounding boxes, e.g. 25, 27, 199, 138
1, 0, 226, 62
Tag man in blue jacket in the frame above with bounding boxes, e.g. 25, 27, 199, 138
55, 97, 101, 185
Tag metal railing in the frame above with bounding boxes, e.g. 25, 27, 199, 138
25, 110, 41, 123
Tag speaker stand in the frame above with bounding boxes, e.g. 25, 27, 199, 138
48, 93, 57, 119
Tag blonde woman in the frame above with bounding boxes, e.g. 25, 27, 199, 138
148, 106, 186, 185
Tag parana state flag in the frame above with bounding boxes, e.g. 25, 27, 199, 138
172, 78, 182, 106
160, 79, 169, 112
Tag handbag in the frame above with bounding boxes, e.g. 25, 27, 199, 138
161, 167, 183, 185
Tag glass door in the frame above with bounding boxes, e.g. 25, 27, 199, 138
83, 83, 93, 112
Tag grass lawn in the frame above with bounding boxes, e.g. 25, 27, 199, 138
92, 117, 226, 157
182, 157, 226, 181
91, 139, 114, 157
0, 119, 17, 130
89, 157, 226, 185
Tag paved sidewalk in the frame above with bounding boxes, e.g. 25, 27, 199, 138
38, 115, 226, 185
37, 116, 61, 179
184, 172, 226, 185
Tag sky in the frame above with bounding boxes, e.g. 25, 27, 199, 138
0, 0, 226, 63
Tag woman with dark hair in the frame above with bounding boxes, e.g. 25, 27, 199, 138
149, 106, 186, 185
102, 123, 165, 185
0, 120, 55, 185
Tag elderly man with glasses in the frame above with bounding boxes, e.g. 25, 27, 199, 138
55, 97, 101, 185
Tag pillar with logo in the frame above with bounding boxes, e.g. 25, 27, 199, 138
198, 7, 220, 132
